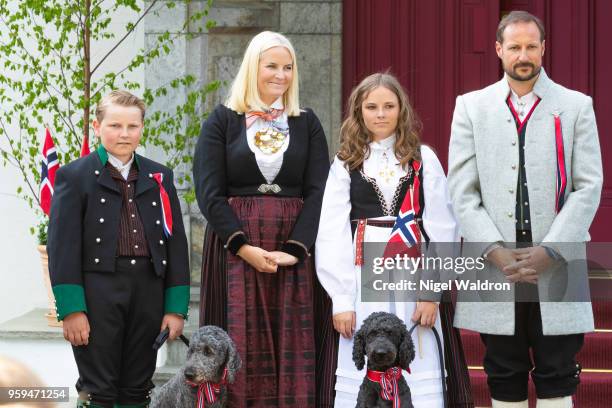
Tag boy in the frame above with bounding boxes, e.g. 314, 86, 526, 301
48, 90, 190, 408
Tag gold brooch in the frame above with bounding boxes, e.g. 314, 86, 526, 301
254, 127, 287, 154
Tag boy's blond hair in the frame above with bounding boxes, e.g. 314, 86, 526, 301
225, 31, 301, 116
95, 90, 146, 122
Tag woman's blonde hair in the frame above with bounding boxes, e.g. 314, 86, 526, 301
225, 31, 300, 116
337, 73, 422, 171
95, 90, 146, 122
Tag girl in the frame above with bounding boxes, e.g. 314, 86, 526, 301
316, 73, 473, 407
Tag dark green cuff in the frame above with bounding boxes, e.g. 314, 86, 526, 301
164, 285, 190, 319
52, 284, 87, 321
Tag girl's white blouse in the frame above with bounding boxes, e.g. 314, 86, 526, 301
315, 142, 461, 315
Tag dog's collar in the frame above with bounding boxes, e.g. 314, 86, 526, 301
185, 367, 228, 405
366, 366, 409, 382
366, 367, 406, 408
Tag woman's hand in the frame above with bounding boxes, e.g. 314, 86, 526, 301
333, 311, 356, 339
237, 245, 278, 273
267, 251, 299, 266
411, 301, 438, 328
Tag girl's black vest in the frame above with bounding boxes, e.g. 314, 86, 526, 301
348, 158, 428, 243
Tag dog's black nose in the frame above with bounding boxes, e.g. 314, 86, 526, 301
373, 349, 389, 359
184, 367, 196, 381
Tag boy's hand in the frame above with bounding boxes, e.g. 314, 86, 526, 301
63, 312, 90, 346
161, 313, 185, 341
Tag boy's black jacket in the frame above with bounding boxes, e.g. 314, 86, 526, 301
47, 146, 190, 321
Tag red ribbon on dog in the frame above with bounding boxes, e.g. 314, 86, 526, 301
367, 366, 407, 408
186, 367, 228, 406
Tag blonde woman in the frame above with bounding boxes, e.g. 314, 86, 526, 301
193, 31, 335, 407
316, 73, 473, 407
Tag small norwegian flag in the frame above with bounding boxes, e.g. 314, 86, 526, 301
80, 134, 91, 157
40, 128, 60, 216
383, 161, 422, 259
151, 173, 173, 237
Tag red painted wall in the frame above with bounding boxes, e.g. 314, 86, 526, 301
343, 0, 611, 241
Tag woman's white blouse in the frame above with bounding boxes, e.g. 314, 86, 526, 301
245, 98, 290, 184
314, 143, 460, 315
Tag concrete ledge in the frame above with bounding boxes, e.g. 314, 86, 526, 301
0, 308, 64, 340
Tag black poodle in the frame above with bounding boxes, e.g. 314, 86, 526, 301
352, 312, 415, 408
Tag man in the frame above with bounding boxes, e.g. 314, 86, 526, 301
448, 10, 602, 408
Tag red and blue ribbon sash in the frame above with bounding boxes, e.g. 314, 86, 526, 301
554, 114, 567, 212
151, 173, 173, 237
186, 367, 227, 406
40, 128, 60, 216
383, 160, 422, 259
367, 366, 406, 408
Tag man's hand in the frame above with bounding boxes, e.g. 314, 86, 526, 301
267, 251, 299, 266
503, 246, 555, 283
411, 301, 438, 328
161, 313, 185, 341
486, 247, 518, 273
237, 245, 278, 273
63, 312, 90, 346
333, 311, 356, 339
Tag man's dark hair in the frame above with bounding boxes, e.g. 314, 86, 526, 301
497, 10, 545, 43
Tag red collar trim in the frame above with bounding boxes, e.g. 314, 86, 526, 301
507, 95, 541, 133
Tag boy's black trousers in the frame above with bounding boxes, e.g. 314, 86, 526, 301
72, 257, 164, 407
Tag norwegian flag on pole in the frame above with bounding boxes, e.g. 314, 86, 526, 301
39, 128, 60, 216
382, 161, 422, 259
80, 134, 91, 157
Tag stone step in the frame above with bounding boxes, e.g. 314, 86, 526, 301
0, 308, 79, 400
165, 320, 197, 366
0, 307, 197, 398
152, 363, 182, 388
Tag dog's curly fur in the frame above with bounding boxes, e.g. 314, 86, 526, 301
353, 312, 415, 408
150, 326, 241, 408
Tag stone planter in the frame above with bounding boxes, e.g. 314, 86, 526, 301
37, 245, 62, 328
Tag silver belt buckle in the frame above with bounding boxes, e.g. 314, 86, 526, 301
257, 183, 281, 194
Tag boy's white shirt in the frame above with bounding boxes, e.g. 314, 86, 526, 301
107, 152, 135, 180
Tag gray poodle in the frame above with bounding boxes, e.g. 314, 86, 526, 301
150, 326, 241, 408
353, 312, 415, 408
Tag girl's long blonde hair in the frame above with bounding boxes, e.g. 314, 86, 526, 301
337, 73, 422, 170
225, 31, 300, 116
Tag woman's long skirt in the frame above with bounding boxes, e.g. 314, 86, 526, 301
199, 196, 337, 407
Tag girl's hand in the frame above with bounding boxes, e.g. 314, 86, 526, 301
411, 301, 438, 328
333, 311, 356, 339
267, 251, 299, 266
237, 245, 278, 273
